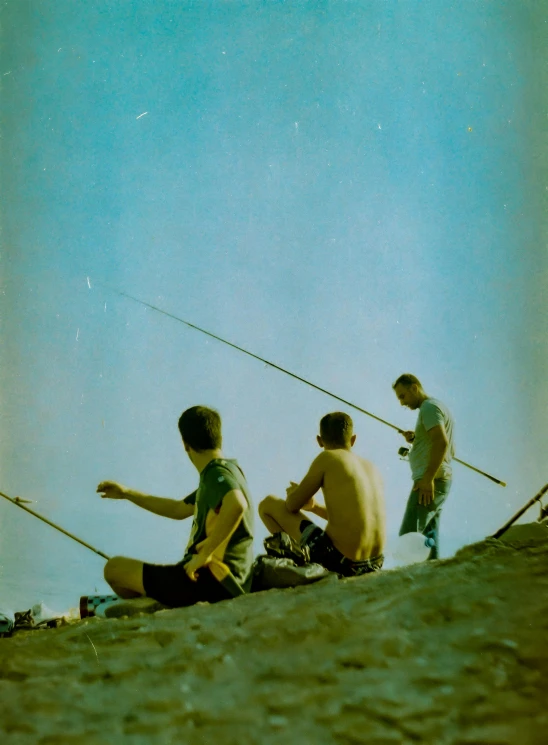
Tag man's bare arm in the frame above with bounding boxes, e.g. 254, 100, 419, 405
424, 425, 449, 480
414, 425, 449, 505
97, 481, 195, 520
285, 453, 326, 513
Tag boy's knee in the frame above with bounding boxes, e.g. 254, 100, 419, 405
104, 556, 125, 583
259, 495, 281, 515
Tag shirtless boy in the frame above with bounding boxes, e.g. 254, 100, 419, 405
259, 412, 385, 577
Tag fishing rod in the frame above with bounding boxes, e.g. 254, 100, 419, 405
0, 490, 111, 560
95, 282, 506, 488
491, 483, 548, 539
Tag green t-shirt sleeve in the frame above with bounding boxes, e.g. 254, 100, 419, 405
183, 490, 197, 506
201, 466, 244, 512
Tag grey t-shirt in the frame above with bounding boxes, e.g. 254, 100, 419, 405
408, 398, 455, 481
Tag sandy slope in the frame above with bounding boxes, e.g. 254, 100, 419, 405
1, 524, 547, 745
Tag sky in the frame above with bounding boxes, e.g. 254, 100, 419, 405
1, 1, 546, 612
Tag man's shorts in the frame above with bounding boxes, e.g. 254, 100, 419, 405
142, 561, 233, 608
300, 520, 383, 578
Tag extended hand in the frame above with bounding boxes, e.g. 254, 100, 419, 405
413, 478, 435, 506
184, 551, 212, 582
96, 481, 128, 500
401, 430, 415, 444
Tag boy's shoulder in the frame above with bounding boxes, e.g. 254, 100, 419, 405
422, 397, 449, 413
422, 398, 453, 421
323, 449, 377, 473
202, 458, 247, 490
317, 448, 355, 465
204, 457, 242, 474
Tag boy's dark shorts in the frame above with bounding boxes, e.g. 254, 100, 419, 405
142, 561, 233, 608
299, 520, 383, 577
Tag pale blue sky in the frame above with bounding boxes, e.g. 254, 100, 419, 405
1, 1, 546, 610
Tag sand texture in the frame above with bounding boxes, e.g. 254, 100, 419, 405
1, 524, 547, 745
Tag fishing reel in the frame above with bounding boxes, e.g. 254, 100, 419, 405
398, 447, 410, 460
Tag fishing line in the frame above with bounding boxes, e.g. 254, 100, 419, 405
94, 282, 506, 487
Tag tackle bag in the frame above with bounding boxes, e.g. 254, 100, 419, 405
250, 531, 335, 591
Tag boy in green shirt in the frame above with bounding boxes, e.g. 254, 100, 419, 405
97, 406, 254, 606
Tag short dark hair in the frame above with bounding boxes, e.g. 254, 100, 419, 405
319, 412, 353, 447
392, 373, 422, 390
178, 406, 222, 451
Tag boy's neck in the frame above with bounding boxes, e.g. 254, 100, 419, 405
193, 449, 224, 473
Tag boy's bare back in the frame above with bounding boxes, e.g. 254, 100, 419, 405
319, 449, 385, 561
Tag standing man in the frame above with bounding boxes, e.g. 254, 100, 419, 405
97, 405, 254, 607
259, 412, 385, 577
393, 374, 455, 559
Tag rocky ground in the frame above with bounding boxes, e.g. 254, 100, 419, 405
1, 523, 547, 745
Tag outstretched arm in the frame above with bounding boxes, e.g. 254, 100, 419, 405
97, 481, 195, 520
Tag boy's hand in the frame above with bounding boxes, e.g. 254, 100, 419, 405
184, 550, 212, 581
401, 431, 415, 444
286, 481, 299, 498
97, 481, 128, 500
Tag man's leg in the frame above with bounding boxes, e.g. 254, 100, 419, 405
423, 480, 451, 559
258, 495, 308, 543
398, 488, 421, 537
104, 556, 146, 598
399, 480, 451, 560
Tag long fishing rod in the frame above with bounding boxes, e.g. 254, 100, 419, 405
95, 283, 506, 488
0, 490, 111, 560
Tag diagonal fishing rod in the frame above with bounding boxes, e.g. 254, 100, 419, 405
0, 490, 111, 560
491, 483, 548, 539
95, 282, 506, 487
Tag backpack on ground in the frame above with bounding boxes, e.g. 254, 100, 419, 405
250, 532, 335, 591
